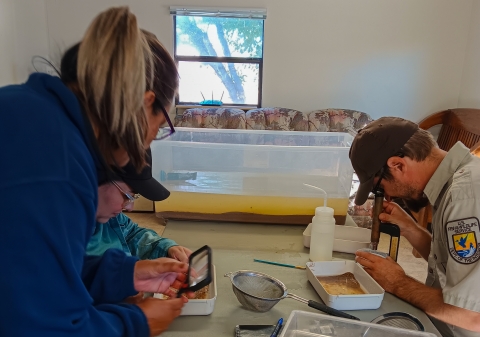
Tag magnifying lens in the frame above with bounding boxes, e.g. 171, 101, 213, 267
177, 245, 212, 297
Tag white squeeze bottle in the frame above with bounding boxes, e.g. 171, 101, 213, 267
304, 184, 336, 261
309, 206, 336, 261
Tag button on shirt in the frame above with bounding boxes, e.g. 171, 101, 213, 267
424, 142, 480, 337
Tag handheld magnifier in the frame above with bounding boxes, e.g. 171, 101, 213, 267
177, 245, 212, 297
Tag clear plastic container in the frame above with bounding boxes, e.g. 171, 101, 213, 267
150, 128, 354, 225
279, 310, 437, 337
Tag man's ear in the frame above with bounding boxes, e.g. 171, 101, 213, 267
386, 156, 406, 175
144, 91, 155, 108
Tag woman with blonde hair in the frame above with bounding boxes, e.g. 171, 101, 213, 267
0, 6, 188, 337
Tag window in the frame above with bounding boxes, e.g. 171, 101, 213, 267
171, 7, 266, 106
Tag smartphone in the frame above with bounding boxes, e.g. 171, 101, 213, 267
234, 325, 276, 337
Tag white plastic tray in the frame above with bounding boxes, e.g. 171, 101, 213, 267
306, 261, 384, 310
303, 223, 371, 253
154, 264, 217, 316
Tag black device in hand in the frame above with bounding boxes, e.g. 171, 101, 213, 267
235, 325, 277, 337
177, 245, 212, 297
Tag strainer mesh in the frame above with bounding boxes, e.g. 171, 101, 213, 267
230, 272, 285, 312
375, 317, 422, 330
233, 274, 284, 299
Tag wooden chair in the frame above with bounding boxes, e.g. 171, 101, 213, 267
411, 108, 480, 257
472, 139, 480, 157
419, 108, 480, 151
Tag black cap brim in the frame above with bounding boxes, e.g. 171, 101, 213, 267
113, 148, 170, 202
355, 175, 374, 205
122, 176, 170, 202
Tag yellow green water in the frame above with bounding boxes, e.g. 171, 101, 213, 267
155, 191, 348, 216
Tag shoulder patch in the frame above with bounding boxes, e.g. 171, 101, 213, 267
446, 217, 480, 264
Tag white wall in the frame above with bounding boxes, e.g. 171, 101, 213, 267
13, 0, 49, 83
0, 0, 17, 85
263, 0, 472, 121
0, 0, 49, 84
14, 0, 476, 121
458, 1, 480, 108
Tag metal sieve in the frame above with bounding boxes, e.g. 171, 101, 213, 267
224, 270, 359, 320
371, 312, 424, 331
361, 312, 425, 337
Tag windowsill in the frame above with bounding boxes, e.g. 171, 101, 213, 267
175, 105, 258, 114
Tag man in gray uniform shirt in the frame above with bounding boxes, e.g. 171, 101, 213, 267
350, 117, 480, 337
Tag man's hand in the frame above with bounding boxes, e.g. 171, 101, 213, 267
136, 297, 185, 336
355, 251, 406, 294
379, 201, 417, 236
168, 246, 193, 263
356, 253, 480, 332
379, 201, 432, 260
134, 258, 189, 297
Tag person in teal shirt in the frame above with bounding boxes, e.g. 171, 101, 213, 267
87, 149, 192, 263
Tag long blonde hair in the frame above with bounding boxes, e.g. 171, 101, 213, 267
142, 30, 179, 115
76, 7, 152, 170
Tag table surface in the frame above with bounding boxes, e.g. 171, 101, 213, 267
159, 220, 440, 337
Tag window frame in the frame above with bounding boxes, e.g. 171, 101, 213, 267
173, 16, 264, 108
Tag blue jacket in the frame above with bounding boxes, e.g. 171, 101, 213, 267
0, 74, 149, 337
87, 213, 178, 259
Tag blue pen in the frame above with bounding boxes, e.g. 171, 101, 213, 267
270, 318, 283, 337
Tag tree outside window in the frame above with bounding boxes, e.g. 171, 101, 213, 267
174, 15, 264, 106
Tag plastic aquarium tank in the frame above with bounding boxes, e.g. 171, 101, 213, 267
150, 128, 354, 224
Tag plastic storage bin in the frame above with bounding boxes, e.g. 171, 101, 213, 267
306, 261, 384, 310
279, 310, 437, 337
150, 128, 354, 225
303, 223, 371, 254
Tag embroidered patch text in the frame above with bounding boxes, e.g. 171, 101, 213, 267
446, 217, 480, 264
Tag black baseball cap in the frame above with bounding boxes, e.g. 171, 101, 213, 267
349, 117, 419, 205
113, 148, 170, 201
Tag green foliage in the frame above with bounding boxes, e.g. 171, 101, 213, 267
175, 15, 263, 103
176, 16, 263, 57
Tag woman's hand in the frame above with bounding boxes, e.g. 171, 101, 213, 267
136, 297, 185, 336
134, 258, 188, 297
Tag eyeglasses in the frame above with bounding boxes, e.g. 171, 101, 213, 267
111, 180, 140, 205
155, 105, 175, 140
372, 153, 404, 195
372, 168, 385, 195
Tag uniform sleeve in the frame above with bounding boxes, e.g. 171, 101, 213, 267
119, 214, 178, 259
440, 169, 480, 313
